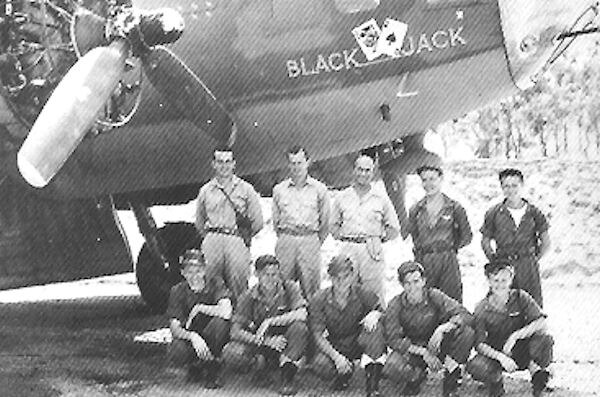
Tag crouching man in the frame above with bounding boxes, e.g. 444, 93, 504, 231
166, 249, 232, 388
467, 261, 553, 397
222, 255, 309, 395
383, 261, 475, 397
310, 254, 387, 397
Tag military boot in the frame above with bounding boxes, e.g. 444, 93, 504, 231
204, 360, 222, 389
365, 363, 383, 397
279, 362, 299, 396
532, 370, 550, 397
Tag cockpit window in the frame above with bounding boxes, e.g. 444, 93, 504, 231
333, 0, 380, 14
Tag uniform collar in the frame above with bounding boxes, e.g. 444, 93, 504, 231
400, 287, 432, 307
481, 289, 519, 313
210, 175, 241, 190
414, 193, 453, 212
251, 280, 286, 303
499, 198, 531, 213
325, 283, 360, 305
287, 176, 316, 188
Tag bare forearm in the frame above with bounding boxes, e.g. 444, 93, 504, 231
232, 325, 261, 346
512, 318, 547, 340
477, 342, 505, 361
314, 333, 342, 361
170, 320, 194, 341
270, 308, 307, 326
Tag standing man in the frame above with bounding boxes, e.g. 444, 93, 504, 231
166, 249, 232, 388
331, 155, 400, 302
405, 165, 472, 302
272, 145, 330, 299
310, 254, 387, 397
195, 145, 264, 301
222, 255, 309, 396
481, 168, 550, 307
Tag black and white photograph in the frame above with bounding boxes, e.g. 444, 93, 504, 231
0, 0, 599, 396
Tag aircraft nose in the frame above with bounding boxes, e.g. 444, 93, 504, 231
498, 0, 598, 89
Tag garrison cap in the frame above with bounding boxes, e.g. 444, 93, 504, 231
416, 164, 443, 176
255, 254, 280, 272
327, 254, 354, 277
397, 261, 425, 282
484, 260, 514, 277
180, 249, 204, 269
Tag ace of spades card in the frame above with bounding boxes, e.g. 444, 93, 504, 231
377, 18, 408, 57
352, 19, 384, 61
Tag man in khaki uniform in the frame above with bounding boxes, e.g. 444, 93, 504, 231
331, 155, 400, 302
273, 146, 330, 299
195, 146, 264, 301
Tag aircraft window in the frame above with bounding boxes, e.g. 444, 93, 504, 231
333, 0, 380, 14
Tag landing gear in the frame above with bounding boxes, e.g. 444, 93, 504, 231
131, 204, 200, 313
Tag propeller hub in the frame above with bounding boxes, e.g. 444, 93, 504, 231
110, 7, 185, 54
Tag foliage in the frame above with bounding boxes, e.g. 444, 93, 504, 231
435, 40, 600, 159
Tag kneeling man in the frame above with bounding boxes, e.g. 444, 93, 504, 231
223, 255, 309, 395
166, 249, 232, 388
310, 254, 387, 397
467, 260, 553, 397
383, 261, 475, 397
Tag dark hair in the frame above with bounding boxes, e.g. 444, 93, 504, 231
213, 144, 234, 159
255, 254, 280, 272
484, 260, 514, 277
287, 145, 310, 159
180, 249, 205, 270
416, 165, 443, 177
498, 168, 523, 182
397, 261, 425, 283
327, 254, 354, 277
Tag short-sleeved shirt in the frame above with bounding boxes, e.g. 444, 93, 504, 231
407, 194, 472, 250
474, 289, 545, 350
272, 176, 330, 238
233, 280, 307, 331
383, 288, 473, 353
195, 175, 263, 235
480, 200, 548, 255
167, 277, 231, 326
331, 185, 400, 240
309, 284, 380, 341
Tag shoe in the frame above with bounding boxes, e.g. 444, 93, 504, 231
332, 372, 352, 391
365, 363, 383, 397
532, 370, 550, 397
442, 368, 460, 397
402, 369, 426, 396
487, 379, 505, 397
204, 361, 222, 389
279, 362, 299, 396
187, 361, 205, 383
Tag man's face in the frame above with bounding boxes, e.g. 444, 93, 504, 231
288, 150, 309, 181
354, 157, 374, 186
212, 150, 235, 179
500, 176, 523, 201
182, 265, 206, 292
419, 170, 442, 196
257, 264, 280, 291
402, 270, 426, 298
488, 268, 514, 296
331, 267, 355, 291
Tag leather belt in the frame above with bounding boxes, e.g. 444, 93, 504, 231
206, 226, 239, 236
340, 236, 368, 244
279, 228, 318, 237
414, 246, 455, 255
496, 248, 536, 261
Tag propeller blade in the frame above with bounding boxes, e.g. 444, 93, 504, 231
17, 41, 129, 188
143, 46, 233, 144
71, 8, 107, 56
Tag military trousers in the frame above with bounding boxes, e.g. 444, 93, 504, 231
202, 232, 251, 301
222, 321, 309, 369
311, 324, 387, 379
383, 324, 475, 383
275, 233, 321, 299
342, 242, 385, 303
167, 317, 230, 367
467, 333, 554, 383
415, 250, 462, 303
